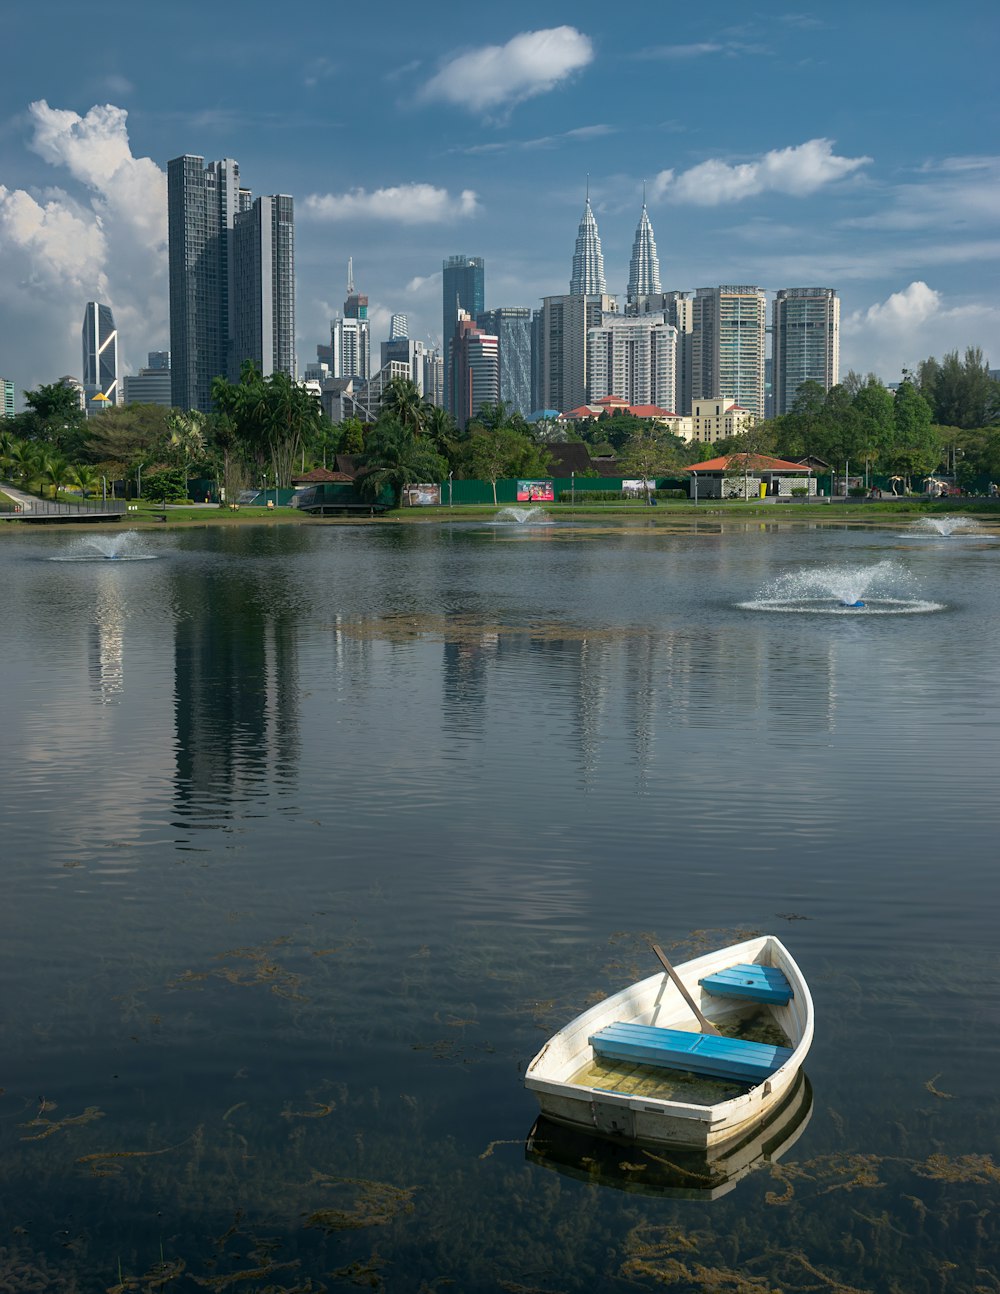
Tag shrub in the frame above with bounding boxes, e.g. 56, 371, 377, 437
790, 487, 808, 497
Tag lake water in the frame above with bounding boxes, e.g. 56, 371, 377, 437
1, 516, 999, 1293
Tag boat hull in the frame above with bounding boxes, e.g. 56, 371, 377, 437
524, 935, 813, 1150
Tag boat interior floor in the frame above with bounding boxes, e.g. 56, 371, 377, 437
569, 1007, 792, 1105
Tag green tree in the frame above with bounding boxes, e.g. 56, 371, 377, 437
888, 381, 938, 487
41, 452, 72, 500
212, 363, 324, 489
380, 379, 428, 435
852, 380, 895, 480
142, 466, 188, 503
339, 418, 366, 456
68, 463, 100, 498
83, 404, 173, 477
921, 347, 999, 429
357, 420, 447, 510
167, 410, 208, 482
11, 381, 88, 456
618, 428, 684, 502
424, 405, 457, 460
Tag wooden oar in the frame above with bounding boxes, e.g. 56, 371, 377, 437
650, 943, 722, 1036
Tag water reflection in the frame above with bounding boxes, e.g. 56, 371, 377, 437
173, 563, 301, 820
526, 1072, 814, 1201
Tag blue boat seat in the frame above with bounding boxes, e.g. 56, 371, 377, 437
589, 1022, 792, 1083
698, 963, 792, 1006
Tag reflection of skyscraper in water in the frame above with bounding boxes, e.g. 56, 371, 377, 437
88, 575, 126, 705
173, 571, 300, 816
442, 632, 501, 741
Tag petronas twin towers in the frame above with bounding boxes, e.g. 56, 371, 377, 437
569, 191, 661, 301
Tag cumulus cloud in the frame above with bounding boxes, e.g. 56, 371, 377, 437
0, 100, 168, 392
420, 27, 593, 114
651, 138, 871, 205
841, 281, 1000, 377
303, 183, 479, 224
28, 101, 166, 245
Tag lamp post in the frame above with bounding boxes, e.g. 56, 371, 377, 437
693, 471, 698, 506
571, 469, 575, 507
448, 470, 453, 508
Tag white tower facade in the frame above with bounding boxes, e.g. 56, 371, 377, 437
692, 285, 768, 419
627, 201, 661, 305
587, 316, 677, 409
772, 288, 840, 414
569, 196, 607, 295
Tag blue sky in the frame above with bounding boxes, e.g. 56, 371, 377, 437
1, 0, 998, 401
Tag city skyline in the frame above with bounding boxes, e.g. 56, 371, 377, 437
0, 1, 997, 404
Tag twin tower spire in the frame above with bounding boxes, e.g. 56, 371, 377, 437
569, 184, 661, 302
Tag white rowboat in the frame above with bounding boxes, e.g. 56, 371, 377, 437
524, 934, 814, 1150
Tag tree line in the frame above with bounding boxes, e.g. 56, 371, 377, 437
2, 346, 997, 507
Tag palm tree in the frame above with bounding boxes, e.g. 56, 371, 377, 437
357, 420, 447, 510
42, 453, 72, 501
68, 464, 100, 498
425, 405, 457, 458
381, 379, 427, 435
168, 410, 207, 486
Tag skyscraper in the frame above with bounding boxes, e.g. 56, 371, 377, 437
168, 156, 244, 413
477, 307, 532, 417
540, 293, 617, 414
449, 310, 498, 430
389, 313, 408, 340
442, 255, 484, 413
331, 260, 371, 380
1, 377, 14, 419
82, 301, 120, 411
586, 316, 677, 409
168, 154, 294, 412
569, 193, 606, 295
692, 286, 768, 419
626, 198, 661, 306
771, 288, 840, 415
231, 195, 296, 380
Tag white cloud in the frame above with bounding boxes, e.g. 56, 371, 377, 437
303, 183, 479, 224
851, 280, 941, 330
0, 101, 168, 391
635, 43, 723, 60
28, 101, 166, 246
0, 185, 107, 290
651, 139, 871, 205
842, 282, 1000, 377
420, 27, 593, 114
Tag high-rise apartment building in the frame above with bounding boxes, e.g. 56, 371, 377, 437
82, 301, 119, 412
633, 291, 693, 413
123, 373, 172, 406
691, 286, 768, 419
449, 310, 498, 431
530, 309, 544, 414
477, 307, 532, 417
626, 200, 661, 306
379, 336, 442, 404
168, 154, 294, 412
540, 294, 618, 414
1, 377, 14, 419
587, 316, 677, 410
331, 261, 370, 380
442, 255, 484, 413
168, 156, 244, 412
771, 288, 840, 415
231, 195, 295, 380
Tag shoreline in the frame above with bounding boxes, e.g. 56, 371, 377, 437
3, 497, 1000, 535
